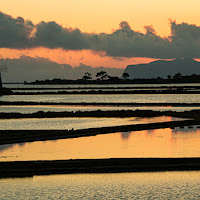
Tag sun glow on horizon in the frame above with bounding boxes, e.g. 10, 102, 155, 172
0, 48, 158, 68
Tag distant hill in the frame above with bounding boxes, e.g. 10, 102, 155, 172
2, 56, 123, 82
124, 58, 200, 79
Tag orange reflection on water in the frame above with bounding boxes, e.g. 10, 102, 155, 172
1, 126, 200, 161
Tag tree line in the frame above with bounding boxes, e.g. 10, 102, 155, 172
25, 72, 200, 85
82, 71, 129, 81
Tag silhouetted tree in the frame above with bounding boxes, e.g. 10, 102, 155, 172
173, 73, 182, 79
82, 72, 92, 80
122, 72, 129, 80
191, 73, 197, 77
96, 71, 108, 80
167, 75, 171, 79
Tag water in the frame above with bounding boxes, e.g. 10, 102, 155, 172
1, 105, 200, 113
0, 116, 179, 130
1, 91, 200, 199
5, 83, 200, 88
1, 126, 200, 161
10, 88, 165, 93
2, 94, 200, 103
0, 172, 200, 199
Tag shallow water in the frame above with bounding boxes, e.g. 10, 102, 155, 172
11, 88, 165, 93
4, 83, 200, 88
1, 105, 200, 113
0, 116, 179, 130
0, 126, 200, 161
2, 94, 200, 103
0, 171, 200, 199
1, 86, 200, 199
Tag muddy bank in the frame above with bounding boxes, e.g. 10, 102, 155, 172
0, 120, 198, 145
2, 101, 200, 107
0, 88, 13, 96
0, 110, 166, 119
10, 90, 200, 95
0, 109, 200, 120
9, 86, 200, 90
0, 158, 200, 178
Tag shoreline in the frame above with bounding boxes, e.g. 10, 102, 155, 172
2, 101, 200, 107
9, 86, 200, 90
0, 109, 200, 145
1, 107, 200, 120
0, 110, 176, 119
0, 158, 200, 178
9, 90, 200, 95
0, 119, 198, 145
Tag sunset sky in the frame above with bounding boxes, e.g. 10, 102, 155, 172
1, 0, 200, 68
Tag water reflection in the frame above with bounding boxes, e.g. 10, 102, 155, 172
0, 116, 179, 130
173, 125, 200, 133
1, 105, 200, 113
120, 131, 132, 140
0, 143, 26, 153
4, 83, 200, 88
2, 94, 200, 104
0, 127, 200, 161
1, 172, 200, 199
0, 144, 14, 152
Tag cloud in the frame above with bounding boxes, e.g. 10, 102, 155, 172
169, 20, 200, 58
90, 21, 170, 58
34, 21, 89, 50
0, 12, 33, 48
1, 11, 200, 58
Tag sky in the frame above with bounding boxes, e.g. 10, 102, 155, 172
1, 0, 200, 68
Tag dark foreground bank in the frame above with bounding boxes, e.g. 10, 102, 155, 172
0, 120, 199, 145
1, 109, 200, 119
10, 90, 200, 95
0, 158, 200, 178
2, 101, 200, 107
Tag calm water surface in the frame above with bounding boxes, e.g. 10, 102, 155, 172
10, 88, 165, 93
1, 105, 200, 113
5, 83, 200, 88
1, 85, 200, 199
0, 116, 179, 130
2, 94, 200, 103
0, 126, 199, 161
0, 172, 200, 199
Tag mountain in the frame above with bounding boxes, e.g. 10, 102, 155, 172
2, 56, 123, 82
124, 58, 200, 79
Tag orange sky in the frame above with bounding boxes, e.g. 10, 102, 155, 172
2, 0, 200, 36
1, 0, 200, 68
0, 48, 157, 68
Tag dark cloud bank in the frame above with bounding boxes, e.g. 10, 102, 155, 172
1, 11, 200, 58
